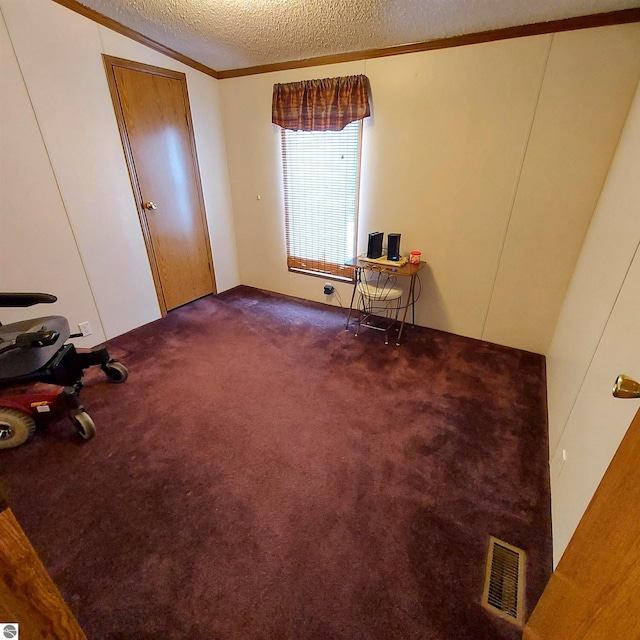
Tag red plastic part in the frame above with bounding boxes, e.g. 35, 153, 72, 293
0, 385, 64, 417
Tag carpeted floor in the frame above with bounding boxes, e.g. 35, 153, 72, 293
0, 286, 551, 639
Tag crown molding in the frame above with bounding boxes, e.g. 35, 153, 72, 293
51, 0, 220, 78
51, 2, 640, 81
218, 8, 640, 79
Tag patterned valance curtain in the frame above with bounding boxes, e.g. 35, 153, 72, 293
272, 75, 371, 131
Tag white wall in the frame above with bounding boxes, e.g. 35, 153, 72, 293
0, 11, 105, 345
0, 0, 239, 344
219, 24, 640, 354
481, 28, 640, 351
547, 81, 640, 564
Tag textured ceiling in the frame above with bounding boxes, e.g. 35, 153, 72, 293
77, 0, 640, 72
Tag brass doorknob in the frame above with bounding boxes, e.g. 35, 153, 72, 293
612, 375, 640, 398
143, 202, 157, 210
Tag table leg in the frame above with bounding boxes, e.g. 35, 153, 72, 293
345, 272, 359, 330
411, 276, 416, 325
396, 274, 416, 346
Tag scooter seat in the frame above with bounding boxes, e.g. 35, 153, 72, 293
0, 316, 70, 380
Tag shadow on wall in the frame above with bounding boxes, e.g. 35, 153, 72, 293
414, 264, 450, 332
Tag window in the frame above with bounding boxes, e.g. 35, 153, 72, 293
272, 74, 371, 282
281, 120, 361, 281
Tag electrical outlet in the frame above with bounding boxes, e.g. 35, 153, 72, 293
323, 284, 335, 295
78, 321, 92, 337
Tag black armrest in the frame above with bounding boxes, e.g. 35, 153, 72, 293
15, 330, 60, 348
0, 330, 60, 356
0, 293, 57, 308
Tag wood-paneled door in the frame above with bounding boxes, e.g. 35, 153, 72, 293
104, 56, 216, 313
522, 407, 640, 639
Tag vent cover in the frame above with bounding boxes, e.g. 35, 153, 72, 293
481, 536, 526, 627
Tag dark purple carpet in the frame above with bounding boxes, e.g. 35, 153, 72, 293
0, 286, 551, 639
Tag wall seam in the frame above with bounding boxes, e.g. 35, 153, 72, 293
3, 10, 108, 342
96, 19, 106, 52
480, 34, 554, 340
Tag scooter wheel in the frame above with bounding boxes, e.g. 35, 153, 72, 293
0, 408, 36, 449
102, 361, 129, 384
72, 411, 96, 440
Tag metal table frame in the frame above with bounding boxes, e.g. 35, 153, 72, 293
344, 257, 425, 345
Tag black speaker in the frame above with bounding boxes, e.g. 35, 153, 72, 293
367, 232, 384, 259
387, 233, 401, 261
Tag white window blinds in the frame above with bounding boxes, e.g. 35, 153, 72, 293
281, 120, 360, 281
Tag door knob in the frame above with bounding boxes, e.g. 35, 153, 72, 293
612, 375, 640, 398
143, 202, 157, 210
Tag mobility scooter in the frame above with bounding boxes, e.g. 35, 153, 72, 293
0, 293, 128, 449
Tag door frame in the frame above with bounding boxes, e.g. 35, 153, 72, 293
103, 55, 217, 315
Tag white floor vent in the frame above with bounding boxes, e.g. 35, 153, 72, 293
481, 536, 526, 627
